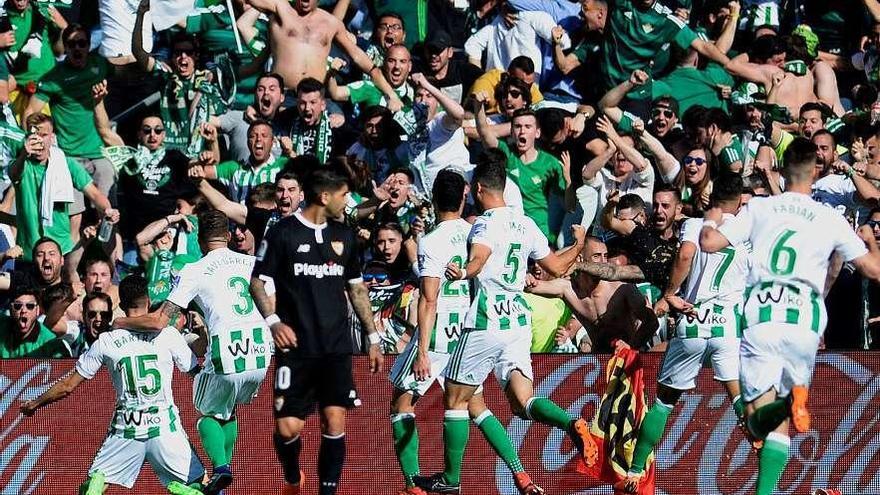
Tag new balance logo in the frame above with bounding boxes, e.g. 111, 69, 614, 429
293, 263, 345, 278
297, 244, 311, 253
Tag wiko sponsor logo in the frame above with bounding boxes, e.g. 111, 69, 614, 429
501, 355, 880, 495
0, 363, 53, 494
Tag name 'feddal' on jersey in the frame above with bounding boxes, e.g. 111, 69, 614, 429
677, 215, 751, 339
75, 328, 196, 440
168, 248, 272, 375
718, 192, 868, 334
465, 207, 551, 332
417, 219, 471, 353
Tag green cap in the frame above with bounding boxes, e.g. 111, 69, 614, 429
792, 24, 819, 60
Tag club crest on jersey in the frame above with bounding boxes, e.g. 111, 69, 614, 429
331, 241, 345, 256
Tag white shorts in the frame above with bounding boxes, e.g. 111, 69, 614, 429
90, 430, 204, 488
739, 322, 820, 402
193, 368, 268, 421
657, 336, 740, 390
389, 338, 450, 396
443, 329, 533, 388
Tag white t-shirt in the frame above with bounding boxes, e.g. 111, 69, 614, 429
422, 113, 472, 189
718, 192, 867, 296
465, 206, 550, 331
680, 215, 751, 305
98, 0, 154, 58
588, 166, 655, 213
168, 248, 271, 375
463, 10, 570, 74
76, 327, 195, 439
812, 173, 867, 222
417, 218, 472, 353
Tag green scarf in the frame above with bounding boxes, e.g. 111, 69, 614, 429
783, 60, 808, 76
290, 110, 332, 164
160, 69, 227, 158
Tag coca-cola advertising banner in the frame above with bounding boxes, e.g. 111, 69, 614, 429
1, 353, 879, 494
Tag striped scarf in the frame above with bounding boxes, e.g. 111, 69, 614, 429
290, 111, 331, 164
160, 69, 227, 158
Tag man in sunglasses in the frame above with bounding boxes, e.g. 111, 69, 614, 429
0, 287, 70, 358
421, 29, 483, 105
116, 114, 199, 254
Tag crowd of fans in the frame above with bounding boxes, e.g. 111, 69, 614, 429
3, 0, 880, 359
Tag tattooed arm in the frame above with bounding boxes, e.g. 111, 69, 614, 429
573, 261, 645, 281
112, 300, 183, 332
348, 280, 384, 373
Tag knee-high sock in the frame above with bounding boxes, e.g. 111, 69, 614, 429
630, 399, 673, 475
474, 410, 524, 474
524, 397, 572, 430
732, 395, 745, 419
748, 399, 789, 440
318, 433, 346, 495
391, 413, 420, 486
756, 432, 790, 495
222, 417, 238, 465
273, 433, 302, 485
443, 410, 470, 485
197, 416, 228, 468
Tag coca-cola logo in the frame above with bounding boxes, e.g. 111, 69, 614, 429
0, 362, 54, 494
503, 354, 880, 495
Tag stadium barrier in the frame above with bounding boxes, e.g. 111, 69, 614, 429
1, 353, 878, 494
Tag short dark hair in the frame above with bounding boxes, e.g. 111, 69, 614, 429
617, 193, 647, 213
83, 291, 113, 314
32, 237, 62, 259
257, 72, 285, 88
40, 283, 74, 309
377, 11, 405, 29
248, 182, 277, 206
432, 169, 466, 213
303, 169, 348, 205
84, 257, 114, 277
119, 275, 149, 310
535, 108, 568, 140
198, 209, 230, 243
248, 119, 273, 136
496, 75, 532, 106
62, 23, 90, 44
275, 170, 300, 186
170, 32, 199, 53
811, 128, 835, 145
510, 108, 537, 125
703, 107, 732, 133
782, 137, 819, 181
749, 34, 785, 63
387, 167, 414, 184
25, 113, 53, 132
653, 184, 683, 203
508, 56, 535, 75
296, 77, 325, 97
472, 151, 507, 193
799, 102, 831, 121
710, 172, 744, 205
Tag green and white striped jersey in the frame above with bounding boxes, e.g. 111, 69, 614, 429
464, 207, 551, 332
168, 248, 272, 374
718, 192, 867, 334
75, 328, 195, 440
416, 219, 471, 353
215, 156, 287, 204
680, 215, 751, 306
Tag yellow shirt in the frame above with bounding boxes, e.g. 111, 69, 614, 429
470, 69, 543, 115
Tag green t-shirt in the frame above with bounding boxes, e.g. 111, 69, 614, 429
603, 0, 697, 99
525, 293, 573, 352
15, 157, 93, 261
497, 141, 566, 244
0, 318, 70, 358
347, 81, 422, 136
718, 134, 745, 171
371, 0, 427, 48
7, 5, 57, 84
652, 64, 734, 115
215, 156, 287, 203
35, 55, 109, 159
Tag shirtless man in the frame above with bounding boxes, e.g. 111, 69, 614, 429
245, 0, 403, 112
527, 237, 658, 353
726, 33, 843, 118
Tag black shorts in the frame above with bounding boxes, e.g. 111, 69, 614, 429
272, 353, 358, 419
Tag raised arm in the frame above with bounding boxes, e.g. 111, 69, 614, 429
335, 22, 403, 112
599, 70, 649, 123
199, 179, 248, 223
691, 37, 731, 67
724, 54, 774, 89
552, 26, 581, 75
92, 81, 124, 146
411, 73, 466, 123
20, 369, 86, 416
464, 24, 492, 67
246, 0, 281, 14
113, 300, 184, 332
472, 92, 499, 148
536, 226, 586, 277
572, 261, 645, 281
865, 0, 880, 23
638, 126, 680, 180
133, 0, 157, 72
596, 116, 650, 172
237, 6, 263, 48
713, 1, 740, 55
530, 11, 570, 49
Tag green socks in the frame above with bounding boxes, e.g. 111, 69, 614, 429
222, 418, 238, 465
443, 410, 470, 485
630, 399, 673, 475
524, 397, 572, 430
197, 416, 238, 469
756, 432, 790, 495
391, 413, 420, 487
81, 472, 105, 495
732, 394, 745, 419
747, 399, 789, 440
473, 410, 524, 473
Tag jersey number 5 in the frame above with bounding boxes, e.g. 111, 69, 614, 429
502, 243, 522, 284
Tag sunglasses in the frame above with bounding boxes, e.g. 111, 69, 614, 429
505, 89, 523, 99
683, 156, 707, 166
363, 273, 389, 283
12, 302, 37, 311
174, 48, 195, 57
867, 220, 880, 229
87, 310, 113, 319
65, 39, 88, 49
142, 126, 165, 135
652, 108, 675, 119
